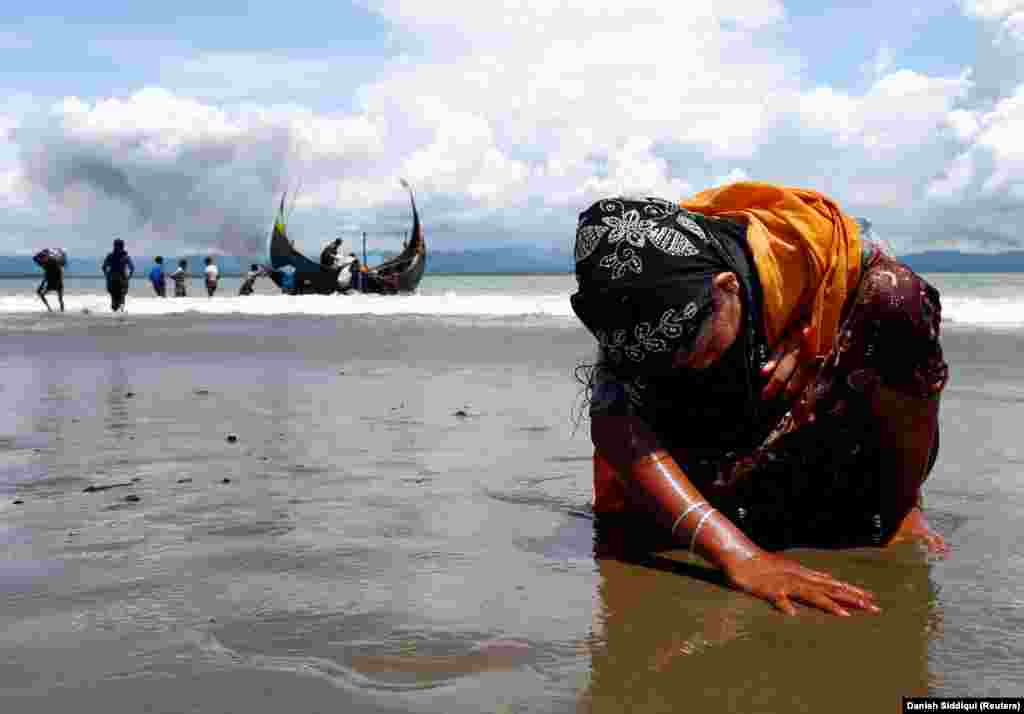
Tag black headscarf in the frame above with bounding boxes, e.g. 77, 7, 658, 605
571, 197, 739, 377
572, 196, 776, 452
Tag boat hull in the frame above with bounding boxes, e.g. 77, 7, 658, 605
267, 185, 426, 296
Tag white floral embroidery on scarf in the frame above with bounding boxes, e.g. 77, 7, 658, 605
675, 211, 709, 242
603, 209, 655, 249
592, 209, 657, 278
599, 247, 643, 279
595, 329, 628, 365
584, 199, 709, 279
599, 305, 696, 364
648, 226, 699, 257
575, 224, 608, 262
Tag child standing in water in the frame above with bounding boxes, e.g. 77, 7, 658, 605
171, 259, 189, 297
204, 256, 219, 297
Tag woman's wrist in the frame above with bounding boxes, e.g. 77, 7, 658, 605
688, 507, 763, 571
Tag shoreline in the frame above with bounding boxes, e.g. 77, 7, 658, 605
2, 309, 1024, 710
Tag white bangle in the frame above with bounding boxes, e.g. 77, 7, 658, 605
670, 501, 709, 538
689, 508, 717, 556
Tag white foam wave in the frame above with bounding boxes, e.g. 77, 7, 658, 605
0, 292, 577, 319
941, 296, 1024, 330
2, 290, 1022, 331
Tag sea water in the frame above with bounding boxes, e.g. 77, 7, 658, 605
2, 273, 1024, 330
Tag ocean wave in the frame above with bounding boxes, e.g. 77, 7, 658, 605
942, 296, 1024, 330
0, 291, 577, 319
1, 290, 1022, 331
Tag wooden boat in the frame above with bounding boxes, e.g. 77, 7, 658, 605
267, 180, 426, 295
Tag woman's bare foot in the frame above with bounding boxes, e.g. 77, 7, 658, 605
885, 507, 949, 555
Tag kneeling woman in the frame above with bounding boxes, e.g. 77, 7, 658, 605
572, 184, 948, 616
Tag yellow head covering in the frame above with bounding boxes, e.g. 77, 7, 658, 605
680, 182, 862, 356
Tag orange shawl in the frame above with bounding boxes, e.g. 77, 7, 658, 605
680, 182, 862, 356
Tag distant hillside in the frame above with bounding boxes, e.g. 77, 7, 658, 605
426, 247, 572, 274
5, 248, 1023, 276
897, 251, 1024, 273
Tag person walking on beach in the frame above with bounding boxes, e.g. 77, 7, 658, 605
102, 239, 134, 312
572, 184, 948, 617
34, 248, 65, 312
170, 259, 189, 297
148, 256, 167, 297
204, 256, 219, 297
239, 264, 262, 296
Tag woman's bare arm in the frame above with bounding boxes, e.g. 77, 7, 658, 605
592, 413, 880, 616
873, 388, 948, 552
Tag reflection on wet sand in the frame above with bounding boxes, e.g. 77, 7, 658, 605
349, 639, 533, 680
582, 531, 940, 714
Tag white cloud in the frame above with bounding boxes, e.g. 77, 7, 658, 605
6, 0, 1024, 255
920, 82, 1024, 248
0, 168, 29, 209
581, 136, 692, 199
961, 0, 1024, 39
962, 0, 1024, 18
799, 71, 971, 152
929, 83, 1024, 197
348, 0, 799, 225
55, 89, 244, 152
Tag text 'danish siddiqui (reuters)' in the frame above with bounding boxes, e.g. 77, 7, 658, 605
904, 698, 1024, 712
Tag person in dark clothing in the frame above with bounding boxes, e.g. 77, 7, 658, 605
349, 255, 364, 292
321, 238, 344, 268
102, 239, 135, 312
170, 259, 189, 297
239, 264, 263, 296
149, 256, 166, 297
35, 250, 65, 312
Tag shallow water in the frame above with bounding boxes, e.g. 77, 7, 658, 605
1, 317, 1022, 712
5, 272, 1024, 330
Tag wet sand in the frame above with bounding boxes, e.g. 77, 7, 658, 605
1, 315, 1022, 712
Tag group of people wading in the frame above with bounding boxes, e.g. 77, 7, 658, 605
32, 239, 269, 312
34, 232, 392, 311
146, 254, 225, 299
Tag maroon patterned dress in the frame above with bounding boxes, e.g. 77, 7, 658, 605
591, 244, 949, 550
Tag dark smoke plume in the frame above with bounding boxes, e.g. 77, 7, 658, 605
18, 122, 295, 256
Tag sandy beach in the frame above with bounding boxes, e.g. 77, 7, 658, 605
2, 313, 1022, 712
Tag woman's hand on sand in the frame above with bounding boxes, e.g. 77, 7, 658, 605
724, 550, 881, 616
760, 326, 819, 402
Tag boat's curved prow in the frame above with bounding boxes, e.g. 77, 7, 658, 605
269, 195, 294, 270
372, 179, 427, 292
266, 180, 427, 295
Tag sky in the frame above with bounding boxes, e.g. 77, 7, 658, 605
1, 1, 1024, 258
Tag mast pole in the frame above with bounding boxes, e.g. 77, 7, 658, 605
362, 231, 367, 265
